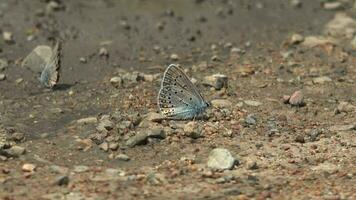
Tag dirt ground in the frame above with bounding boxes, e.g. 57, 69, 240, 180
0, 0, 355, 199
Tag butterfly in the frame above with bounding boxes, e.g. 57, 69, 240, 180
40, 40, 61, 88
158, 64, 210, 120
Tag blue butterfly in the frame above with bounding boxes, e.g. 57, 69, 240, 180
40, 41, 61, 88
158, 64, 210, 120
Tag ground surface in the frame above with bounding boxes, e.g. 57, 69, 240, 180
0, 0, 355, 199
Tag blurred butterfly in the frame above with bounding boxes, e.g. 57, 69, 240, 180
158, 64, 210, 120
40, 40, 61, 88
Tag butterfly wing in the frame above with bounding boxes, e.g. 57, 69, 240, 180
158, 64, 207, 119
40, 41, 61, 88
162, 65, 206, 101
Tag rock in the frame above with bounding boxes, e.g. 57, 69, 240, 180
46, 1, 64, 13
0, 59, 8, 71
329, 124, 356, 132
109, 142, 119, 150
244, 100, 263, 107
207, 148, 236, 170
96, 115, 114, 132
289, 90, 304, 106
245, 114, 257, 125
282, 95, 291, 104
21, 45, 53, 73
120, 20, 130, 29
73, 165, 89, 173
99, 142, 109, 151
5, 145, 25, 157
245, 159, 258, 170
76, 117, 97, 125
351, 36, 356, 50
323, 2, 344, 11
145, 112, 163, 123
290, 33, 304, 45
301, 36, 336, 48
126, 132, 149, 147
336, 102, 355, 113
203, 74, 228, 90
313, 76, 332, 84
294, 135, 305, 143
49, 165, 69, 174
99, 47, 108, 57
3, 31, 13, 43
170, 54, 179, 60
311, 163, 339, 174
147, 128, 166, 139
324, 13, 356, 38
0, 73, 5, 81
110, 76, 123, 88
290, 0, 302, 8
147, 173, 167, 185
115, 154, 130, 161
184, 122, 203, 139
22, 163, 36, 172
54, 175, 69, 186
211, 99, 232, 108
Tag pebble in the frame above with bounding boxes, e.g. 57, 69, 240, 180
126, 132, 149, 147
3, 31, 13, 43
49, 165, 69, 174
329, 124, 356, 132
290, 33, 304, 45
22, 163, 36, 172
323, 2, 343, 11
21, 45, 53, 73
203, 74, 228, 90
207, 148, 236, 170
120, 20, 130, 29
301, 36, 336, 48
290, 0, 302, 8
311, 163, 339, 174
99, 47, 109, 57
0, 73, 5, 81
73, 165, 89, 173
313, 76, 332, 84
76, 117, 97, 125
0, 59, 8, 71
244, 100, 263, 107
96, 115, 114, 132
288, 90, 304, 106
46, 1, 63, 13
5, 145, 26, 157
245, 114, 257, 125
351, 36, 356, 50
324, 13, 356, 38
109, 142, 119, 151
336, 102, 355, 113
184, 121, 203, 139
145, 112, 163, 123
110, 76, 123, 88
245, 159, 258, 170
211, 99, 232, 108
170, 54, 179, 60
99, 142, 109, 151
115, 154, 130, 161
54, 175, 69, 186
294, 135, 305, 143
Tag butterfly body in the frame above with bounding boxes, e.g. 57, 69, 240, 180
158, 64, 209, 120
40, 41, 61, 88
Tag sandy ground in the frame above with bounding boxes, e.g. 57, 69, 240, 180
0, 0, 355, 199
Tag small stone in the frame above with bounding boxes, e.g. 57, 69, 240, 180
301, 36, 336, 48
79, 57, 87, 63
5, 146, 26, 157
289, 90, 304, 106
73, 165, 89, 173
110, 76, 123, 88
170, 54, 179, 60
207, 148, 236, 170
109, 142, 119, 151
244, 100, 262, 107
10, 132, 25, 142
3, 31, 13, 43
0, 59, 8, 71
203, 74, 228, 90
282, 95, 291, 104
54, 175, 69, 186
99, 142, 109, 151
46, 1, 63, 13
120, 20, 130, 29
245, 159, 258, 170
324, 13, 356, 38
184, 122, 203, 139
211, 55, 220, 61
15, 78, 23, 84
22, 163, 36, 172
351, 36, 356, 50
143, 74, 155, 82
290, 33, 304, 45
311, 163, 339, 174
49, 165, 69, 174
211, 99, 232, 108
294, 135, 305, 143
329, 124, 356, 132
290, 0, 302, 8
323, 2, 343, 11
76, 117, 97, 125
96, 115, 114, 132
145, 112, 164, 123
313, 76, 332, 84
245, 114, 257, 125
126, 132, 149, 147
336, 102, 355, 113
115, 154, 130, 161
0, 74, 6, 81
99, 47, 109, 57
147, 128, 166, 139
21, 45, 53, 73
